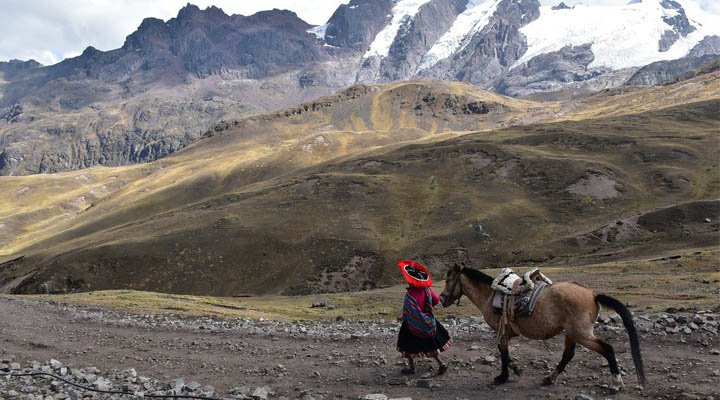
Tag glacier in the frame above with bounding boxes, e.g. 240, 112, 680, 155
512, 0, 720, 70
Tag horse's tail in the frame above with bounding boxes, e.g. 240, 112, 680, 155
595, 294, 646, 386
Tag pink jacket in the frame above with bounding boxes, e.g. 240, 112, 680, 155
407, 287, 440, 310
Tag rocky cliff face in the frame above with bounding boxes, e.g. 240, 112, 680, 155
627, 36, 720, 86
421, 0, 541, 86
688, 35, 720, 57
0, 97, 253, 175
496, 44, 603, 96
359, 0, 467, 82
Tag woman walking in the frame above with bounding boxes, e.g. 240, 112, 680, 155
396, 260, 452, 375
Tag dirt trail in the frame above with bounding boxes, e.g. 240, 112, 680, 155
1, 298, 718, 399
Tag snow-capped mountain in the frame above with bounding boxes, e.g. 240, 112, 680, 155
315, 0, 720, 94
2, 0, 719, 176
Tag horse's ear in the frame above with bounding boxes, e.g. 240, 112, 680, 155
452, 263, 461, 272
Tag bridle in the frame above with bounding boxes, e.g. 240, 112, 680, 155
445, 268, 464, 306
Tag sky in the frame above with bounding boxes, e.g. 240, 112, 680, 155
1, 0, 718, 66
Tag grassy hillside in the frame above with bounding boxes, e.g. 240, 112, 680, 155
9, 248, 718, 320
1, 76, 718, 296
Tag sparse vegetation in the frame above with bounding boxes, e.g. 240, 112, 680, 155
1, 75, 718, 296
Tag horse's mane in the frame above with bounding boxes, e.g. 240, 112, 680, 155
461, 267, 494, 286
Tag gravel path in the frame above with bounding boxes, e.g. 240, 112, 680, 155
1, 298, 718, 399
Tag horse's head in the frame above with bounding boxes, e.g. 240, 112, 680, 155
439, 263, 463, 307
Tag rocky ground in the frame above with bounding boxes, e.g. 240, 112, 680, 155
0, 297, 718, 400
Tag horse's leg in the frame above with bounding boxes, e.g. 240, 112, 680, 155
494, 340, 510, 384
543, 335, 576, 385
509, 355, 523, 376
579, 336, 624, 391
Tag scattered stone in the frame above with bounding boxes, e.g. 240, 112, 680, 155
252, 385, 274, 400
416, 378, 435, 388
575, 395, 594, 400
680, 393, 701, 400
362, 395, 388, 400
482, 356, 496, 365
167, 378, 185, 391
387, 376, 409, 386
93, 377, 112, 391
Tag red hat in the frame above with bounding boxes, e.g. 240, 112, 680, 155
397, 259, 432, 288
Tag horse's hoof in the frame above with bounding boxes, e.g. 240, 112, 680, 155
542, 375, 557, 386
511, 364, 524, 377
493, 374, 509, 385
610, 374, 625, 392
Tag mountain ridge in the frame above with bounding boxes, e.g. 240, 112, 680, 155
1, 0, 719, 177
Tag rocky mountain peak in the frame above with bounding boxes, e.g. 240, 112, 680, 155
244, 9, 311, 31
0, 59, 42, 72
324, 0, 394, 50
688, 35, 720, 57
175, 3, 203, 20
122, 18, 169, 52
80, 46, 100, 57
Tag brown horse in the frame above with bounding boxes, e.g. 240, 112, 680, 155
439, 264, 646, 391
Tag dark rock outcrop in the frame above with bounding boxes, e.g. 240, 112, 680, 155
324, 0, 394, 50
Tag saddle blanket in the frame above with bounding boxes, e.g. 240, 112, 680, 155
492, 281, 549, 317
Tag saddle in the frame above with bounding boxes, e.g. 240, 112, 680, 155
490, 268, 553, 345
491, 267, 552, 296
